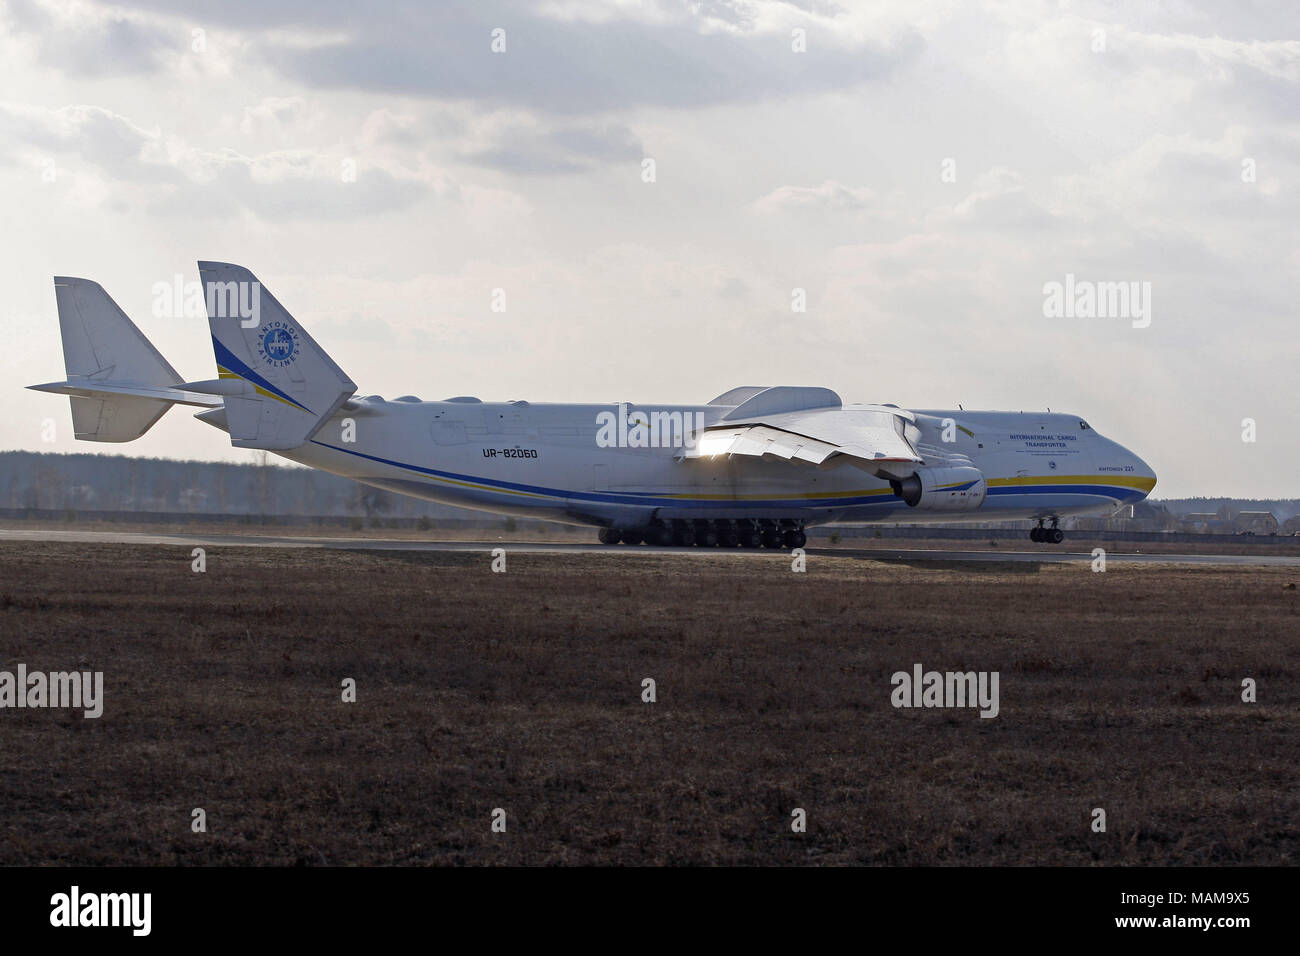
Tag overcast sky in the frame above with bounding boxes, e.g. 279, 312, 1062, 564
2, 0, 1297, 498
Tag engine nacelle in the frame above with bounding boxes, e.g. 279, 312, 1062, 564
891, 466, 987, 511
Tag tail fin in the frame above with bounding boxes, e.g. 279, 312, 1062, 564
199, 261, 356, 450
33, 277, 186, 442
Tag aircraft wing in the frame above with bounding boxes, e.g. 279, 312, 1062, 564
680, 389, 923, 474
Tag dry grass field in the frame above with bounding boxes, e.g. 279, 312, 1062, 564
0, 540, 1295, 866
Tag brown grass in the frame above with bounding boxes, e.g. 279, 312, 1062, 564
0, 541, 1295, 865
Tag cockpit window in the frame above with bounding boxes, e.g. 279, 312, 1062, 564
1079, 421, 1090, 430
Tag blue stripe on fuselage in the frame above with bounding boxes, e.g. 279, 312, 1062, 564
310, 440, 1145, 509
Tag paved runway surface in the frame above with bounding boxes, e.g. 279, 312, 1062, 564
3, 528, 1299, 566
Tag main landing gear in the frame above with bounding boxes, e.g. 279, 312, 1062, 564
600, 519, 807, 550
1030, 518, 1064, 544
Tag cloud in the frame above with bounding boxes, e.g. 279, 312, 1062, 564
76, 0, 922, 112
0, 104, 183, 183
460, 118, 642, 174
3, 0, 174, 76
0, 102, 444, 219
236, 96, 316, 138
945, 167, 1055, 231
752, 179, 876, 214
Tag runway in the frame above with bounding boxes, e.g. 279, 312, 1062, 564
3, 528, 1299, 566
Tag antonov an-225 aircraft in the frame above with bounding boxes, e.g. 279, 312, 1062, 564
31, 263, 1157, 549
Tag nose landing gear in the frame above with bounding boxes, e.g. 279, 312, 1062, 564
1030, 518, 1064, 544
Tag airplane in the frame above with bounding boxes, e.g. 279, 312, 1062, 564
29, 262, 1157, 548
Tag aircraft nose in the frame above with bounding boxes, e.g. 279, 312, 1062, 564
1128, 449, 1157, 500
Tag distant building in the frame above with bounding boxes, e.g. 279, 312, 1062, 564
1236, 511, 1279, 534
1180, 513, 1222, 532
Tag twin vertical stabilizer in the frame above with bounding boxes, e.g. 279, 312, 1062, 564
29, 263, 357, 451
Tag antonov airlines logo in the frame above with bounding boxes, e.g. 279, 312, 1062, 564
257, 321, 301, 368
595, 402, 705, 449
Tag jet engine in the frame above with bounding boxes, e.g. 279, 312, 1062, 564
890, 466, 987, 511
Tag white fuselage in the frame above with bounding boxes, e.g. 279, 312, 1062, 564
259, 398, 1157, 529
36, 266, 1157, 534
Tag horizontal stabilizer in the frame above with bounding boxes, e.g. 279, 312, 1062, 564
29, 380, 222, 408
70, 394, 172, 443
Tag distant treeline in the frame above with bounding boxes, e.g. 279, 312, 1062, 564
1, 450, 1295, 522
0, 451, 476, 519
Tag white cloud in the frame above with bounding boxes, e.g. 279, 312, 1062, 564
752, 179, 876, 214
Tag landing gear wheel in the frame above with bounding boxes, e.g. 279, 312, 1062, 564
718, 528, 740, 548
740, 530, 763, 548
672, 529, 696, 547
782, 529, 806, 549
623, 532, 643, 546
598, 528, 621, 545
696, 529, 718, 548
1030, 519, 1063, 544
761, 530, 782, 549
650, 527, 673, 547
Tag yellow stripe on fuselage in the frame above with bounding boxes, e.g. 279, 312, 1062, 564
988, 474, 1156, 492
644, 474, 1151, 501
